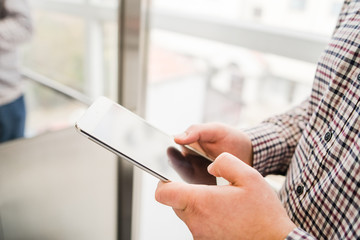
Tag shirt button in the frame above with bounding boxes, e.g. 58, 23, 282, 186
357, 73, 360, 81
296, 185, 304, 196
324, 131, 332, 142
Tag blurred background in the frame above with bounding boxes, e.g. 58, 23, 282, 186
23, 0, 342, 136
1, 0, 342, 239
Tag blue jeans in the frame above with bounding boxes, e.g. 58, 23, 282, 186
0, 95, 26, 143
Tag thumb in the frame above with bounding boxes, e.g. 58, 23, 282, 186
155, 181, 195, 210
208, 152, 260, 186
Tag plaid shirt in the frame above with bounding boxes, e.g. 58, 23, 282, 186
245, 1, 360, 239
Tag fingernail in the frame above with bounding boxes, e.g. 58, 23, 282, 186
207, 162, 214, 173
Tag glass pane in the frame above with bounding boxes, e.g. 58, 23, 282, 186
24, 81, 87, 137
103, 21, 118, 99
146, 30, 315, 132
20, 1, 118, 138
146, 0, 344, 135
23, 10, 85, 92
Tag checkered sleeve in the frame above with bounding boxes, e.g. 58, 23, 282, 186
286, 228, 317, 240
243, 98, 311, 176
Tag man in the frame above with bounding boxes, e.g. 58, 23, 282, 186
0, 0, 33, 143
155, 0, 360, 239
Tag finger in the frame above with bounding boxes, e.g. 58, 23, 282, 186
174, 123, 224, 145
174, 126, 207, 156
174, 128, 200, 145
208, 152, 260, 186
155, 181, 194, 210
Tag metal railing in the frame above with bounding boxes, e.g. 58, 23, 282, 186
151, 10, 329, 63
21, 68, 93, 106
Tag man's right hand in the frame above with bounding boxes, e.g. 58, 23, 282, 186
174, 123, 254, 166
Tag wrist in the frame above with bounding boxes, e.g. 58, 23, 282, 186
271, 219, 297, 240
243, 132, 253, 166
235, 130, 253, 166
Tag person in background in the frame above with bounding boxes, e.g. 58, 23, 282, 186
155, 0, 360, 239
0, 0, 33, 143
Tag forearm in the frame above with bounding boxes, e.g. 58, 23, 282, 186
244, 98, 311, 176
0, 0, 33, 50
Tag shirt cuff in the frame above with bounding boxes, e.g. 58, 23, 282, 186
286, 227, 317, 240
243, 123, 289, 176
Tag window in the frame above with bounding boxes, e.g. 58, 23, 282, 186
145, 0, 343, 133
22, 0, 118, 136
24, 11, 85, 92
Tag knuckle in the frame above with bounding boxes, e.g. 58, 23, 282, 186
187, 124, 200, 131
212, 122, 225, 128
245, 169, 263, 182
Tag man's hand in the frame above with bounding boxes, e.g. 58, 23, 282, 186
155, 153, 296, 240
175, 123, 253, 166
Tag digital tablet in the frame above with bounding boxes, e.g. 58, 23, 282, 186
75, 96, 217, 185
